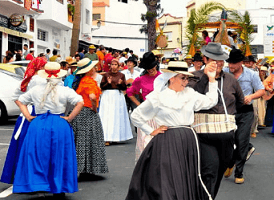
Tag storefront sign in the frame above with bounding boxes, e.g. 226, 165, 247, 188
82, 34, 91, 42
0, 14, 9, 28
0, 14, 27, 33
263, 24, 274, 56
9, 14, 24, 27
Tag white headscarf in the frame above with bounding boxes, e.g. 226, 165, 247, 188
153, 72, 177, 92
39, 78, 62, 109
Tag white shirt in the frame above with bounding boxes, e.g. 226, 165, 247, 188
121, 68, 141, 80
188, 65, 205, 73
12, 75, 47, 101
19, 82, 83, 114
119, 57, 127, 64
94, 73, 103, 87
131, 82, 218, 135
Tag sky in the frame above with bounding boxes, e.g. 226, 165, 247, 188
160, 0, 187, 17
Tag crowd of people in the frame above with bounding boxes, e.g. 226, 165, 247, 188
1, 38, 274, 200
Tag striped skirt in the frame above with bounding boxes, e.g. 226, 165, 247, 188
135, 119, 159, 163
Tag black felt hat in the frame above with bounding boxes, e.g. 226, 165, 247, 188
139, 52, 158, 70
226, 49, 245, 63
193, 53, 203, 62
125, 56, 137, 66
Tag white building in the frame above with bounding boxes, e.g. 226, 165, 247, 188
36, 0, 93, 59
0, 0, 94, 61
92, 0, 148, 57
0, 0, 41, 62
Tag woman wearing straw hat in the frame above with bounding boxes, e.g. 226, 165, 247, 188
125, 61, 218, 200
126, 51, 161, 162
99, 59, 133, 145
12, 62, 84, 197
1, 57, 47, 184
70, 58, 109, 176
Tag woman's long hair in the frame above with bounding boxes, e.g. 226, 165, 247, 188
140, 63, 160, 76
72, 74, 85, 91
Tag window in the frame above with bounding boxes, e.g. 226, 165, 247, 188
29, 17, 34, 32
252, 25, 258, 33
86, 9, 90, 25
93, 14, 101, 21
56, 0, 63, 3
165, 32, 173, 42
37, 29, 48, 41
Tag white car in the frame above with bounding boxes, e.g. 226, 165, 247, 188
0, 70, 23, 123
9, 60, 30, 67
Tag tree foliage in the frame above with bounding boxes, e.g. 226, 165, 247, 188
227, 10, 254, 54
184, 2, 225, 53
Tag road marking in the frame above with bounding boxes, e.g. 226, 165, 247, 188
0, 143, 9, 146
0, 128, 13, 131
0, 186, 13, 198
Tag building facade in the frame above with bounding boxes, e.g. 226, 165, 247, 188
0, 0, 93, 62
0, 0, 42, 62
92, 0, 148, 57
157, 14, 184, 59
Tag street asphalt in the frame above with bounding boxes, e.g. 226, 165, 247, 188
0, 119, 274, 200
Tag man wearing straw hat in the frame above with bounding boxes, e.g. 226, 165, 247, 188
223, 49, 265, 184
84, 45, 98, 61
188, 42, 245, 199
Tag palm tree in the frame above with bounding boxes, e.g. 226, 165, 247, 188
228, 10, 254, 56
185, 2, 225, 55
142, 0, 162, 51
70, 0, 81, 57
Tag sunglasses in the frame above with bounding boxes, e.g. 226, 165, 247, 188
181, 76, 189, 81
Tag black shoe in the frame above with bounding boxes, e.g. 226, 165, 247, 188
53, 193, 65, 199
246, 147, 256, 161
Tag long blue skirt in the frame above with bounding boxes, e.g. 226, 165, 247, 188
1, 106, 36, 184
13, 112, 78, 194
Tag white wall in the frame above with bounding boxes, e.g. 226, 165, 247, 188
92, 0, 148, 57
36, 21, 71, 59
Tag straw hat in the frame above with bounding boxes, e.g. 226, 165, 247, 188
69, 61, 78, 67
38, 62, 67, 79
260, 66, 268, 71
161, 61, 194, 77
66, 56, 76, 64
89, 45, 96, 49
75, 58, 98, 75
152, 49, 164, 57
184, 54, 193, 60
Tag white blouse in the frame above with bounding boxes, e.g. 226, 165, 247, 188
12, 75, 47, 101
19, 82, 83, 114
94, 73, 103, 88
131, 82, 218, 135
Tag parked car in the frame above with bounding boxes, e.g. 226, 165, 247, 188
9, 60, 30, 67
0, 70, 23, 123
0, 63, 26, 77
9, 60, 30, 75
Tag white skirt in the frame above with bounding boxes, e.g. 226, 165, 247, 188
99, 90, 133, 142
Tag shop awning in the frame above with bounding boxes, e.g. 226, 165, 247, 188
0, 1, 38, 16
0, 27, 33, 39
